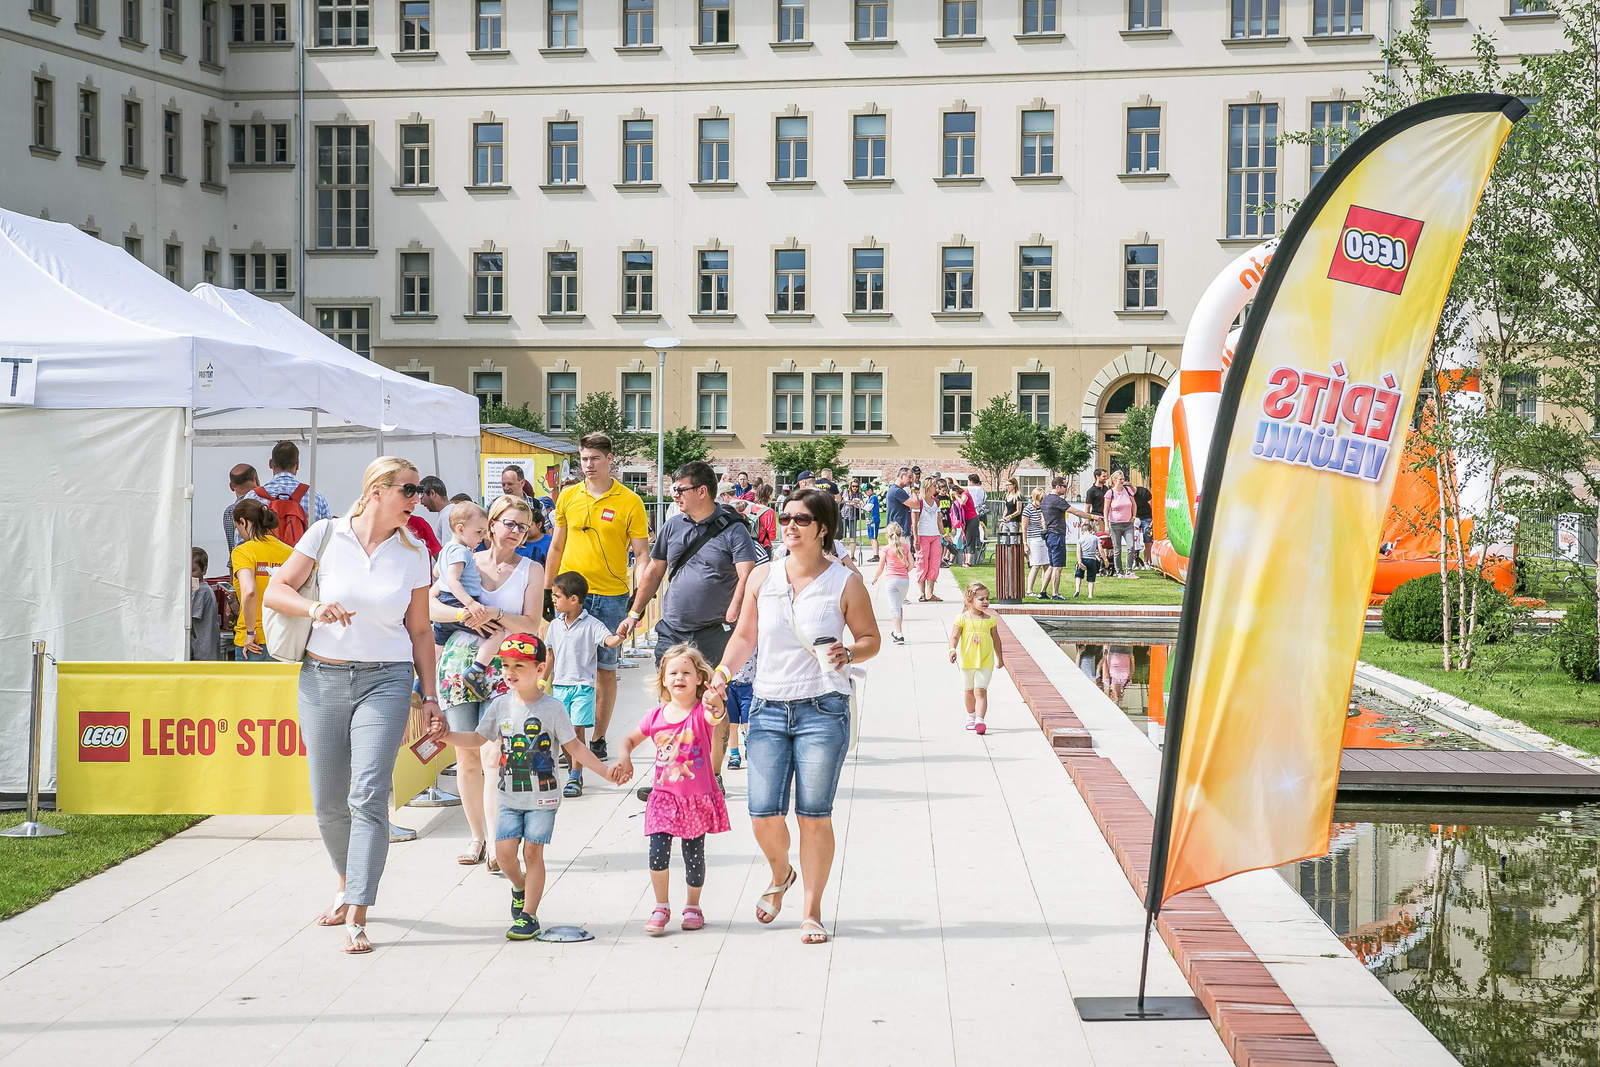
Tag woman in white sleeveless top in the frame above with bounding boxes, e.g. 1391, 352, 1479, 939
430, 495, 545, 869
711, 488, 880, 944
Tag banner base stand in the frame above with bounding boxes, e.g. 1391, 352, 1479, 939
1, 821, 65, 838
407, 786, 461, 808
536, 925, 593, 943
389, 822, 417, 843
1074, 997, 1208, 1022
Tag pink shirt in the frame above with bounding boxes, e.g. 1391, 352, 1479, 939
1106, 487, 1136, 523
882, 543, 911, 579
638, 702, 721, 798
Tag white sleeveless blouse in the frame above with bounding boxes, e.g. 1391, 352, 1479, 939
753, 558, 852, 701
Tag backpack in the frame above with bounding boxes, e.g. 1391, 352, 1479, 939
254, 483, 310, 545
753, 505, 776, 547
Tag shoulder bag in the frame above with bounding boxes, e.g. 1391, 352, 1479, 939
263, 522, 336, 663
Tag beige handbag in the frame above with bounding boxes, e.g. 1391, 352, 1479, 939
263, 523, 335, 662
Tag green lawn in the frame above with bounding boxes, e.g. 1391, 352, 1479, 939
0, 812, 206, 921
947, 552, 1187, 607
1358, 633, 1600, 756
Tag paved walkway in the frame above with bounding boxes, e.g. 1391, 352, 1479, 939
1, 572, 1231, 1067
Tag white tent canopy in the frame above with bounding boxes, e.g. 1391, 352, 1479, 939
0, 210, 479, 792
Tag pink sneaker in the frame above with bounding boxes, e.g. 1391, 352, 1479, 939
974, 721, 987, 735
645, 905, 670, 936
681, 905, 705, 931
965, 720, 977, 731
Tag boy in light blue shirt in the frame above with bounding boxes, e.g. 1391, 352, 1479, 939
546, 571, 625, 798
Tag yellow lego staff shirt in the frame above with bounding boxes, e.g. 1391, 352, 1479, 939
552, 479, 648, 597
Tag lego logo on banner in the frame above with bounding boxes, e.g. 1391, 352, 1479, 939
1327, 205, 1425, 296
0, 349, 39, 405
79, 711, 132, 763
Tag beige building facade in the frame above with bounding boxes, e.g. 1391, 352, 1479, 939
4, 0, 1564, 489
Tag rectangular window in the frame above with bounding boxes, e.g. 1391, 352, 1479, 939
623, 120, 654, 182
1313, 0, 1361, 34
942, 111, 976, 176
231, 4, 247, 41
123, 0, 140, 39
853, 247, 884, 311
162, 111, 180, 175
775, 117, 808, 180
1310, 100, 1359, 184
698, 373, 729, 432
625, 0, 653, 43
251, 122, 266, 161
239, 3, 289, 40
124, 236, 143, 262
272, 252, 288, 291
474, 252, 505, 314
400, 0, 429, 48
230, 123, 246, 162
1020, 110, 1053, 175
251, 252, 267, 291
1500, 371, 1537, 420
1124, 243, 1159, 309
549, 0, 576, 46
315, 125, 370, 249
123, 100, 141, 168
318, 307, 371, 358
698, 250, 729, 312
201, 0, 217, 61
231, 252, 246, 288
474, 123, 504, 185
473, 0, 501, 48
162, 0, 179, 51
812, 373, 844, 433
1018, 373, 1050, 426
80, 0, 99, 28
202, 120, 218, 182
548, 372, 577, 428
623, 250, 654, 312
1229, 0, 1278, 37
773, 373, 804, 432
1227, 103, 1278, 238
1126, 106, 1160, 173
400, 123, 430, 186
852, 373, 883, 432
940, 373, 973, 433
853, 114, 886, 178
400, 251, 431, 314
548, 121, 578, 184
775, 249, 806, 312
203, 249, 217, 284
272, 0, 286, 35
698, 118, 730, 182
165, 243, 182, 284
941, 247, 974, 311
1423, 0, 1456, 13
1127, 0, 1160, 28
1022, 0, 1055, 32
855, 0, 887, 38
318, 0, 369, 45
473, 371, 503, 408
622, 372, 652, 430
699, 0, 728, 42
33, 79, 54, 151
778, 0, 803, 40
1019, 246, 1052, 310
272, 122, 287, 162
79, 89, 98, 158
547, 250, 578, 312
942, 0, 975, 36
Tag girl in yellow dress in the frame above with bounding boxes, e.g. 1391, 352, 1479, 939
948, 581, 1005, 735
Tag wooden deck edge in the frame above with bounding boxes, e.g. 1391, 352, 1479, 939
996, 617, 1338, 1067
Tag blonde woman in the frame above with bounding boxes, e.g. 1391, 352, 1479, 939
430, 495, 546, 870
869, 522, 913, 645
912, 477, 944, 601
264, 456, 441, 955
1022, 487, 1050, 595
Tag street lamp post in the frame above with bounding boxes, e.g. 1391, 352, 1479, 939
644, 337, 681, 524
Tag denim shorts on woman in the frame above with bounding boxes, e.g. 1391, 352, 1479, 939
745, 692, 850, 819
496, 805, 557, 844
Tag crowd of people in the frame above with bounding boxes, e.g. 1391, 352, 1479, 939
1019, 468, 1157, 601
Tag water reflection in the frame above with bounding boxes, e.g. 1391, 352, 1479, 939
1062, 642, 1168, 746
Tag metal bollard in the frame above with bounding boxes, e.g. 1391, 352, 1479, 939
3, 641, 65, 838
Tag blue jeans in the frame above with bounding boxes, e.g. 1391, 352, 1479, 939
746, 692, 850, 819
585, 593, 630, 670
1045, 532, 1067, 569
237, 648, 275, 662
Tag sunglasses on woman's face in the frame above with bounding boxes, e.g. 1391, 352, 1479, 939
394, 483, 422, 497
777, 512, 815, 527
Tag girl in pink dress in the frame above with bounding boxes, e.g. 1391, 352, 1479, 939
612, 644, 731, 936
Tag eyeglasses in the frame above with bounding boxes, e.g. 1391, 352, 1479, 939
670, 483, 703, 497
395, 483, 422, 497
497, 519, 529, 533
777, 512, 815, 526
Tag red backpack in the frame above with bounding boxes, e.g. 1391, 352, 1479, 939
254, 484, 310, 545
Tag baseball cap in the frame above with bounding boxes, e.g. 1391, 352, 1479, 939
498, 633, 547, 662
797, 470, 814, 481
717, 481, 735, 496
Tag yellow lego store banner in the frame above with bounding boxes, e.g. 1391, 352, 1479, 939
56, 662, 446, 815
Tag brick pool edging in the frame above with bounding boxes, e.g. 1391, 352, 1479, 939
995, 617, 1337, 1067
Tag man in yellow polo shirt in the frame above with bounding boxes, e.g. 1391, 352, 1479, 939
545, 432, 649, 760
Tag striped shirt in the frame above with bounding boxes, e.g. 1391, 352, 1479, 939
1021, 503, 1044, 542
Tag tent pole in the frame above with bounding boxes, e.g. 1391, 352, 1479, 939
432, 434, 440, 478
308, 409, 319, 520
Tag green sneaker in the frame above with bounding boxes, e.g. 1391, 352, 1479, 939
507, 912, 540, 941
511, 889, 526, 921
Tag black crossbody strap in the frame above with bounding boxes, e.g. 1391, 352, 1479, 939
668, 511, 735, 582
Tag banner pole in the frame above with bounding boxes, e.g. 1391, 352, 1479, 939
3, 641, 65, 838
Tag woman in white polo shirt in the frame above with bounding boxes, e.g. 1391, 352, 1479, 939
264, 456, 441, 955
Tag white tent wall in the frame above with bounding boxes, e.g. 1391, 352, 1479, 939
0, 408, 188, 793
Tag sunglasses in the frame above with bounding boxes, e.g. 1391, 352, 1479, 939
777, 512, 815, 526
670, 483, 703, 497
394, 483, 421, 497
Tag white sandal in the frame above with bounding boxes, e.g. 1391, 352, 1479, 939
315, 890, 346, 927
755, 866, 797, 924
343, 921, 372, 954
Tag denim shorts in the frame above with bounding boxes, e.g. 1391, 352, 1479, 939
746, 691, 850, 819
1045, 532, 1068, 568
554, 683, 596, 727
585, 593, 630, 670
496, 805, 557, 844
725, 681, 754, 724
444, 700, 484, 733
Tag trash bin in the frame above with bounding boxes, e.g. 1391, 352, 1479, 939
994, 524, 1025, 603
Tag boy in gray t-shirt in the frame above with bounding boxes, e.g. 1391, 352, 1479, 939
437, 632, 616, 940
546, 571, 626, 797
1074, 525, 1102, 598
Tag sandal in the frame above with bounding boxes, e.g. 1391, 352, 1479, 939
487, 854, 501, 875
755, 865, 797, 924
681, 905, 705, 931
457, 838, 486, 865
645, 905, 671, 936
316, 890, 347, 927
917, 596, 929, 603
927, 595, 943, 602
801, 919, 829, 944
344, 921, 372, 954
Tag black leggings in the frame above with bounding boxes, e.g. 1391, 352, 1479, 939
648, 833, 706, 887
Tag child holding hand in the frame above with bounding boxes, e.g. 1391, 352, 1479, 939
611, 645, 731, 936
948, 581, 1004, 734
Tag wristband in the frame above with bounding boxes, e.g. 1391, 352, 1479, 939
714, 664, 732, 681
627, 609, 642, 621
307, 601, 322, 619
421, 697, 439, 706
456, 609, 466, 622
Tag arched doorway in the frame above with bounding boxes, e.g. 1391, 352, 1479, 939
1098, 375, 1166, 485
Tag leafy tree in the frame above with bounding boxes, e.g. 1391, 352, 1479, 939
567, 391, 642, 471
763, 436, 847, 484
479, 400, 545, 435
660, 426, 713, 475
1111, 403, 1156, 481
959, 392, 1038, 488
1034, 424, 1092, 483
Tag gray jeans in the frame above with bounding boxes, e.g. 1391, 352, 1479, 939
298, 659, 416, 907
1109, 521, 1137, 573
